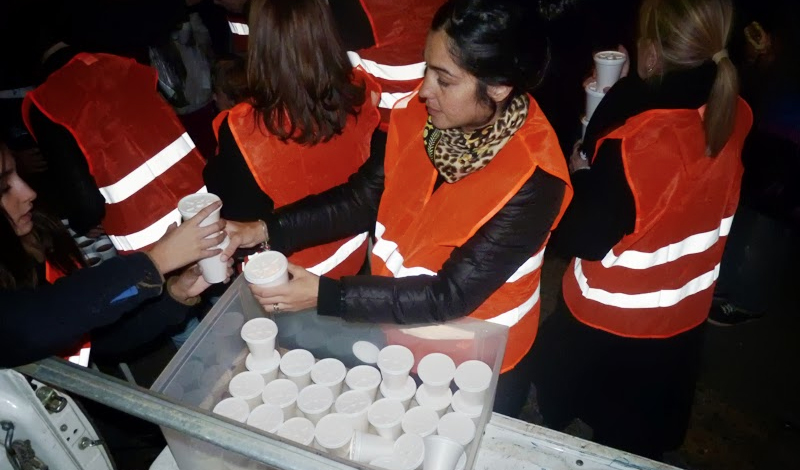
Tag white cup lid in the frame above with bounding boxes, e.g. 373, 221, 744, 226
379, 376, 417, 401
212, 397, 250, 423
585, 80, 604, 96
178, 193, 220, 216
377, 345, 414, 373
438, 412, 476, 446
297, 384, 334, 415
277, 417, 315, 445
246, 350, 281, 373
243, 251, 288, 284
311, 358, 346, 386
393, 433, 425, 470
451, 391, 484, 418
368, 398, 405, 428
415, 384, 452, 411
401, 406, 440, 436
418, 353, 456, 387
594, 50, 627, 62
454, 360, 492, 393
352, 340, 381, 364
335, 390, 372, 414
228, 371, 265, 399
241, 317, 278, 343
279, 349, 315, 377
345, 365, 381, 390
246, 403, 284, 432
262, 379, 299, 407
315, 413, 353, 448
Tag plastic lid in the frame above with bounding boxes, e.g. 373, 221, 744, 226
297, 384, 334, 415
345, 365, 381, 390
594, 50, 626, 62
277, 417, 315, 445
393, 433, 425, 470
415, 384, 452, 411
243, 251, 288, 284
352, 341, 380, 364
454, 360, 492, 393
368, 398, 405, 428
438, 412, 476, 446
311, 358, 346, 386
314, 413, 353, 449
279, 349, 315, 377
246, 403, 284, 433
451, 391, 483, 418
418, 353, 456, 387
178, 193, 220, 216
228, 371, 265, 399
377, 345, 414, 374
241, 318, 278, 343
335, 390, 372, 415
212, 397, 250, 423
401, 406, 440, 436
379, 376, 417, 401
246, 350, 281, 373
262, 379, 299, 407
585, 80, 604, 96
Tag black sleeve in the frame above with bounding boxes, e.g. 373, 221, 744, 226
0, 253, 170, 367
268, 129, 387, 254
329, 0, 376, 51
29, 106, 106, 236
318, 169, 567, 323
204, 117, 275, 222
550, 139, 636, 260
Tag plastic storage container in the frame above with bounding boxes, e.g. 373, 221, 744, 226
151, 276, 507, 470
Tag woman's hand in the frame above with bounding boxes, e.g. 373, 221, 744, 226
168, 261, 234, 302
568, 140, 590, 173
148, 202, 226, 275
222, 220, 265, 261
248, 263, 319, 312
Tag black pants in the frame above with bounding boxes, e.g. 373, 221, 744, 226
493, 344, 537, 417
530, 299, 705, 461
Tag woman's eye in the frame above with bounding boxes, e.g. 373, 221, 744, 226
437, 79, 450, 88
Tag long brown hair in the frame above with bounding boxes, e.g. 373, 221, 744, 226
639, 0, 739, 156
246, 0, 365, 145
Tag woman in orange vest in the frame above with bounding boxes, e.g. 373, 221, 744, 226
0, 140, 231, 367
532, 0, 751, 460
205, 0, 381, 280
224, 0, 573, 416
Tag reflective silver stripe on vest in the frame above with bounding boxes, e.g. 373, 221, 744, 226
228, 21, 249, 35
67, 345, 91, 367
306, 232, 369, 276
601, 216, 734, 269
485, 282, 540, 327
573, 258, 721, 309
347, 51, 426, 81
107, 186, 207, 251
99, 133, 196, 204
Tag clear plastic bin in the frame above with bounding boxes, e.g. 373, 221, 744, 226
151, 276, 508, 470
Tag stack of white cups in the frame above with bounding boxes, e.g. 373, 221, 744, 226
415, 353, 456, 417
177, 193, 230, 283
583, 50, 627, 137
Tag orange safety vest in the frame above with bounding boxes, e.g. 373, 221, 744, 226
562, 99, 753, 338
45, 263, 91, 367
22, 53, 207, 253
373, 93, 573, 372
212, 68, 381, 279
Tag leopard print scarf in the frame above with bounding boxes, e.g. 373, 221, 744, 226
423, 94, 529, 183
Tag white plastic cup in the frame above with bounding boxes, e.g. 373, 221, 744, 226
345, 365, 382, 401
451, 391, 483, 425
314, 413, 354, 458
262, 378, 299, 419
585, 80, 605, 121
402, 406, 440, 438
246, 350, 281, 383
311, 358, 346, 398
228, 371, 265, 411
349, 431, 395, 463
279, 349, 315, 389
276, 417, 315, 446
296, 384, 334, 425
352, 340, 381, 364
453, 360, 492, 408
594, 50, 627, 91
423, 435, 464, 470
243, 251, 289, 286
178, 193, 221, 224
394, 433, 426, 470
415, 384, 452, 418
198, 235, 230, 284
240, 318, 278, 362
377, 345, 415, 391
380, 376, 417, 410
246, 403, 284, 433
368, 398, 406, 440
417, 353, 456, 397
371, 456, 402, 470
212, 397, 250, 423
581, 115, 590, 139
91, 237, 116, 260
437, 412, 476, 447
334, 390, 372, 433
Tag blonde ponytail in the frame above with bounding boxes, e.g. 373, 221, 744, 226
704, 54, 739, 155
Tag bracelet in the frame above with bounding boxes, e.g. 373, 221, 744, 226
258, 219, 270, 251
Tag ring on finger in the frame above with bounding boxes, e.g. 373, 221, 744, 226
273, 303, 280, 312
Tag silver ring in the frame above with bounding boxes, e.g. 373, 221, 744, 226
273, 303, 280, 312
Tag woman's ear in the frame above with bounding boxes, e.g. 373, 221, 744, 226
486, 84, 513, 103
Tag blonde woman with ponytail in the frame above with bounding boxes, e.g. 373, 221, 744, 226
532, 0, 752, 460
